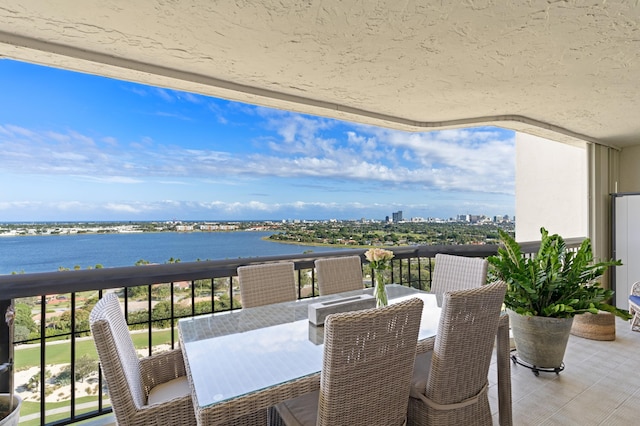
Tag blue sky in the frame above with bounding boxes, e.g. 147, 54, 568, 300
0, 59, 515, 222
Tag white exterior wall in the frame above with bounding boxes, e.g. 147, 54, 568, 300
515, 133, 588, 241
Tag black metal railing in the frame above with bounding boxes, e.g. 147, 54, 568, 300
0, 239, 584, 425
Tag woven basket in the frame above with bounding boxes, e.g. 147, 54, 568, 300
570, 312, 615, 341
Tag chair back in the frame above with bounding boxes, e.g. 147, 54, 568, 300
425, 281, 507, 406
430, 253, 488, 293
318, 297, 423, 426
315, 255, 364, 296
237, 262, 297, 308
90, 293, 146, 417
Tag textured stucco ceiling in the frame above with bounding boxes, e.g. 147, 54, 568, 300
0, 0, 639, 148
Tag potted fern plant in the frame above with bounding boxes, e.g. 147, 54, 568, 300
488, 227, 631, 371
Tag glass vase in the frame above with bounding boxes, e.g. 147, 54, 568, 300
374, 269, 388, 307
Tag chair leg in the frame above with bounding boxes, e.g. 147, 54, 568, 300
268, 406, 286, 426
632, 312, 640, 332
630, 304, 640, 332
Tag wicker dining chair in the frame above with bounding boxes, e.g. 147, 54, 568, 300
430, 253, 488, 293
271, 297, 424, 426
89, 293, 196, 426
407, 281, 507, 426
629, 281, 640, 332
238, 261, 297, 308
314, 255, 364, 296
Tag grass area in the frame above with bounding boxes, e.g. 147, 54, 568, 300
14, 329, 176, 423
20, 395, 104, 416
15, 328, 177, 370
20, 395, 111, 426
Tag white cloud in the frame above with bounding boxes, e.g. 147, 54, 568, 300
0, 201, 42, 210
181, 93, 202, 104
52, 152, 89, 162
262, 111, 336, 156
80, 176, 144, 184
0, 118, 515, 205
155, 88, 174, 102
104, 203, 150, 213
102, 136, 119, 146
4, 124, 36, 138
46, 131, 72, 142
56, 201, 87, 211
0, 195, 513, 221
155, 111, 193, 121
68, 130, 95, 146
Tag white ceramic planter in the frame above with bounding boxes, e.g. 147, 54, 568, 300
0, 394, 21, 426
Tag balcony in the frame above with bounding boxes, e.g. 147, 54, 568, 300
28, 319, 640, 426
1, 241, 637, 425
1, 3, 639, 424
0, 245, 476, 425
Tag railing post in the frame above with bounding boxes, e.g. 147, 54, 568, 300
0, 298, 11, 393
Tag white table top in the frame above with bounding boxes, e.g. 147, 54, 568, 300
178, 284, 441, 408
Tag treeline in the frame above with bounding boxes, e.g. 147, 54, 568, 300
269, 222, 514, 247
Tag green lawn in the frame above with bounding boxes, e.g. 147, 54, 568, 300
20, 395, 104, 416
15, 328, 177, 370
20, 395, 111, 426
12, 328, 178, 424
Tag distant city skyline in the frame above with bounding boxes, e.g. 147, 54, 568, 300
0, 212, 514, 226
0, 59, 515, 222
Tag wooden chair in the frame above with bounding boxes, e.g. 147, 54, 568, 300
271, 298, 424, 426
430, 253, 488, 293
237, 262, 297, 308
89, 293, 196, 426
315, 255, 364, 296
407, 281, 507, 426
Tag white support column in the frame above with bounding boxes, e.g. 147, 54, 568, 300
515, 133, 588, 241
587, 143, 619, 289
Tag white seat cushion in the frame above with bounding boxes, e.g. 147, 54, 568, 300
274, 390, 319, 426
147, 376, 191, 405
410, 351, 433, 399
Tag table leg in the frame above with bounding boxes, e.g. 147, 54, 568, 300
496, 314, 513, 426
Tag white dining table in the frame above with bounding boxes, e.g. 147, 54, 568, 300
178, 284, 512, 425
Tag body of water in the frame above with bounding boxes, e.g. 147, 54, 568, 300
0, 232, 350, 275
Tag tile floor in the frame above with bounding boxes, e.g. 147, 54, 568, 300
86, 316, 640, 426
489, 316, 640, 425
